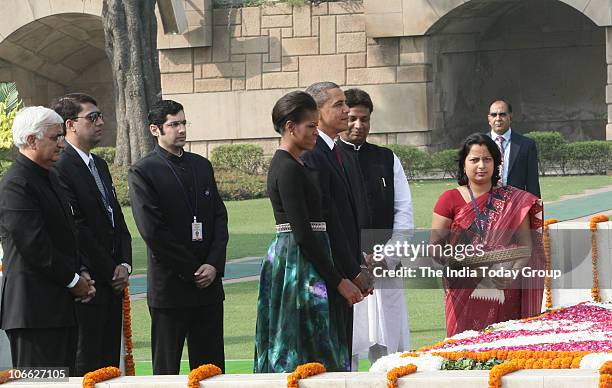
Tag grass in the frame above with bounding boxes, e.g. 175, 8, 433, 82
132, 280, 446, 374
125, 175, 612, 274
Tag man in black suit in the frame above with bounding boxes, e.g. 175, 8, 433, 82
302, 82, 373, 368
128, 100, 228, 374
51, 93, 132, 375
487, 99, 541, 197
0, 106, 93, 372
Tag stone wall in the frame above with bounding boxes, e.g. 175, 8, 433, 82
427, 0, 607, 149
159, 1, 432, 156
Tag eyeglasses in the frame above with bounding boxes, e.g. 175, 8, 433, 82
488, 112, 509, 118
72, 111, 103, 123
163, 120, 188, 129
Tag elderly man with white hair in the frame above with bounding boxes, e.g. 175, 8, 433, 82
0, 106, 94, 373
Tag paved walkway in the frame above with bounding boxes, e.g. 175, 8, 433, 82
129, 184, 612, 297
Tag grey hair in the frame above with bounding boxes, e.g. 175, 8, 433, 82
12, 106, 64, 148
305, 81, 340, 108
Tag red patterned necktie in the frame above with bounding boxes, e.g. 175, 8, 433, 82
333, 144, 343, 166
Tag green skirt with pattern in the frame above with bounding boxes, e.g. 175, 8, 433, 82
254, 231, 350, 373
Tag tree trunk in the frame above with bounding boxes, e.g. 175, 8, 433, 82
103, 0, 161, 166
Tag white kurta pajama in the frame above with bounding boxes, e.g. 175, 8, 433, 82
352, 154, 413, 368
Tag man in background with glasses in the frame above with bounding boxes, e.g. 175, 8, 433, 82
128, 100, 228, 374
487, 99, 540, 197
0, 106, 94, 373
51, 93, 132, 375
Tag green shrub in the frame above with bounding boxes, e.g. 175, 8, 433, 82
431, 149, 458, 179
562, 141, 611, 175
92, 146, 116, 165
215, 168, 267, 200
210, 144, 265, 175
109, 164, 130, 206
0, 160, 11, 179
524, 131, 566, 175
386, 144, 432, 179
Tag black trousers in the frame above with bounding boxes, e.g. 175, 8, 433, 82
149, 302, 224, 375
5, 327, 76, 375
74, 296, 122, 376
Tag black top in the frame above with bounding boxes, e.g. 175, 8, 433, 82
0, 153, 80, 329
52, 143, 132, 305
128, 145, 228, 308
267, 149, 342, 287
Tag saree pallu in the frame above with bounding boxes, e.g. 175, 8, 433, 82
254, 231, 350, 373
444, 186, 543, 337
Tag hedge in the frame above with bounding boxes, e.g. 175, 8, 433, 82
92, 146, 116, 165
210, 144, 265, 175
562, 141, 611, 175
386, 144, 432, 180
524, 131, 566, 176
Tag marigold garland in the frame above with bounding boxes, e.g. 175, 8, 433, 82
543, 218, 558, 309
387, 364, 417, 388
122, 287, 135, 376
599, 361, 612, 388
589, 215, 609, 303
287, 362, 326, 388
187, 364, 222, 388
82, 366, 121, 388
487, 355, 584, 388
0, 369, 11, 384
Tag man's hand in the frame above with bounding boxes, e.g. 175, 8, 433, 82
352, 268, 374, 296
71, 273, 96, 303
194, 264, 217, 288
365, 253, 388, 271
111, 265, 130, 292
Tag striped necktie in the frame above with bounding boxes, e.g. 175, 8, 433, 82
88, 157, 114, 226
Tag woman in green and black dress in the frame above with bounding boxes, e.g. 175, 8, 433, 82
254, 91, 363, 373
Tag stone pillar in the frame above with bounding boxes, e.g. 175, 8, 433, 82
607, 27, 612, 175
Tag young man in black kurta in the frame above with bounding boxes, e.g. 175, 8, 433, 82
128, 100, 228, 374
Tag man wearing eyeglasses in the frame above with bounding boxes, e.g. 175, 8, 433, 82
128, 100, 228, 374
0, 106, 94, 373
51, 93, 132, 375
487, 99, 541, 198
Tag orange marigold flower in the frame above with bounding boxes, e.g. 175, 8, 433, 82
187, 364, 222, 388
287, 362, 326, 388
387, 364, 417, 388
82, 367, 121, 388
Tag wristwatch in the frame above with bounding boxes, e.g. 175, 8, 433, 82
120, 262, 132, 275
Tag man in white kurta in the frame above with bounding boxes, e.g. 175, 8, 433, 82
335, 88, 413, 370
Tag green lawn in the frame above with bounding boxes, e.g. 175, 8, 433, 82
132, 280, 445, 374
125, 175, 612, 274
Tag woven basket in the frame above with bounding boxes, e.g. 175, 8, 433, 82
448, 246, 531, 268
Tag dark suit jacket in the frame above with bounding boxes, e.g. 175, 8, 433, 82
489, 130, 541, 198
52, 143, 132, 304
301, 135, 361, 280
0, 154, 79, 329
128, 145, 228, 308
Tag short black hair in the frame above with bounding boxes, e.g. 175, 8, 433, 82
457, 133, 502, 186
271, 91, 318, 135
148, 100, 184, 135
344, 88, 373, 113
51, 93, 98, 125
489, 99, 513, 114
305, 81, 340, 108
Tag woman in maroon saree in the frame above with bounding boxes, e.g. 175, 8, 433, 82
431, 133, 543, 337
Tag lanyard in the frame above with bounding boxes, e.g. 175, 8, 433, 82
156, 151, 198, 218
467, 185, 493, 237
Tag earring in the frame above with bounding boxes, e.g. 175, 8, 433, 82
290, 131, 294, 135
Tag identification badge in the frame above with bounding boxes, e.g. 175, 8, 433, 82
192, 216, 203, 241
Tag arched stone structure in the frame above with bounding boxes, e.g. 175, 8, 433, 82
0, 0, 116, 146
365, 0, 612, 147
